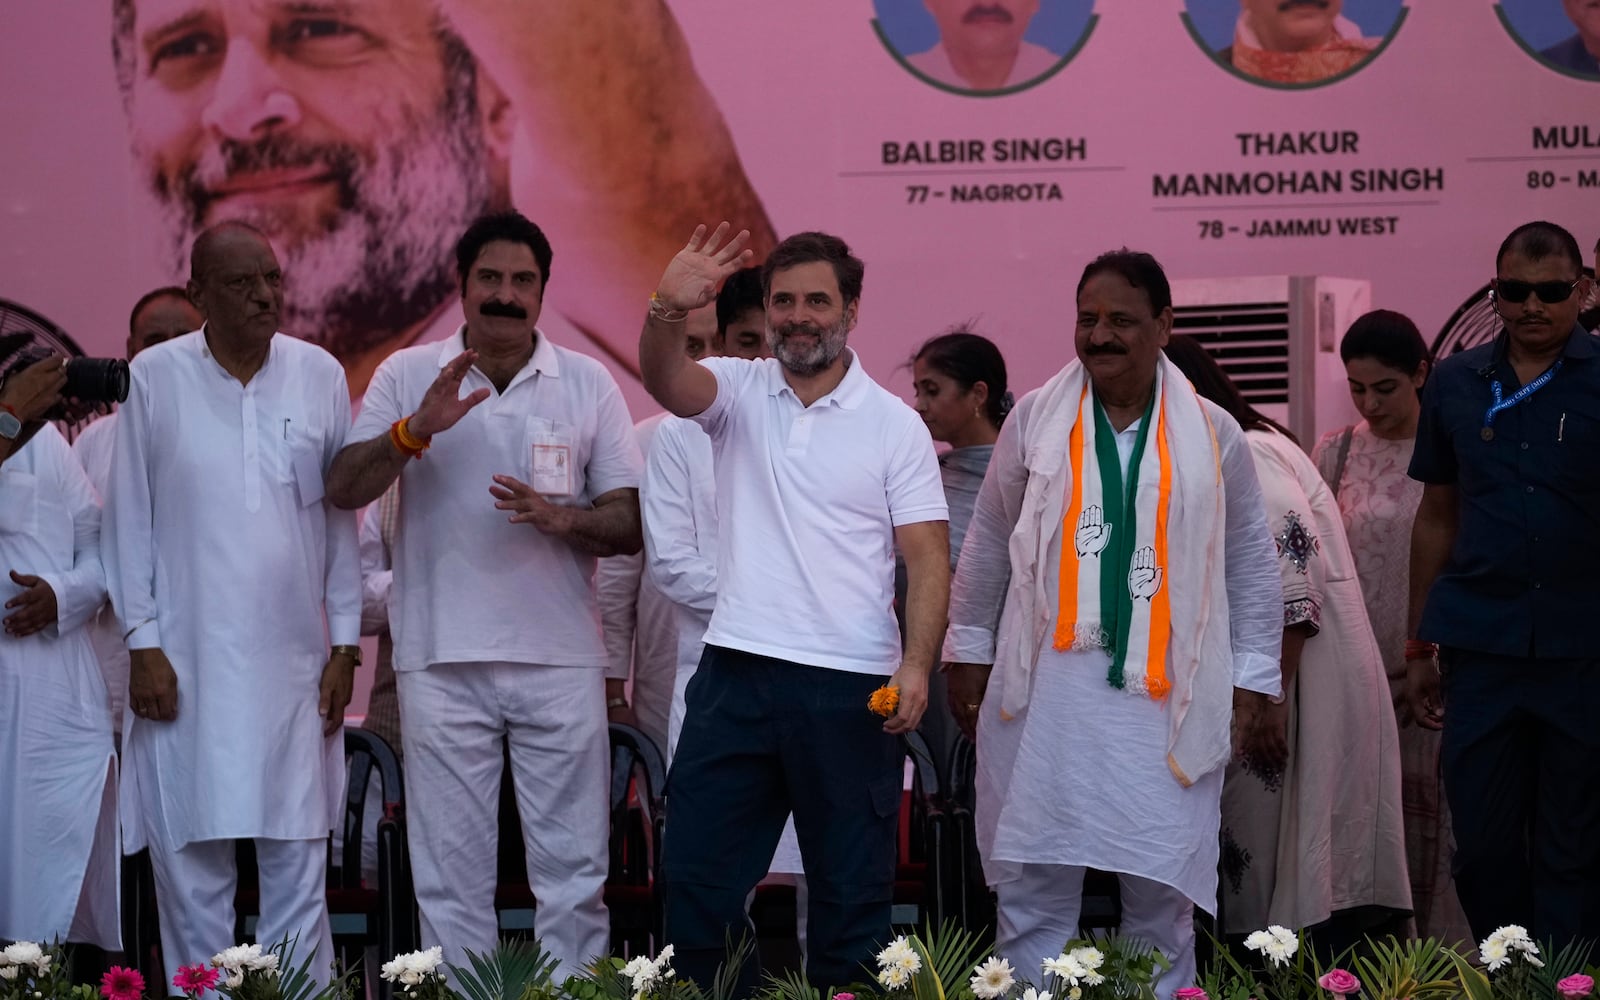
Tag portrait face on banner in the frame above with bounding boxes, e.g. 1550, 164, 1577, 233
1495, 0, 1600, 81
872, 0, 1093, 95
112, 0, 508, 363
1180, 0, 1407, 88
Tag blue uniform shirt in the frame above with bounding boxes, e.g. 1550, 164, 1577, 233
1409, 326, 1600, 658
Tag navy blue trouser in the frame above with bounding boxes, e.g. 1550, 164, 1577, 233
1441, 648, 1600, 947
662, 646, 904, 993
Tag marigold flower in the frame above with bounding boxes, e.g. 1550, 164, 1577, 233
868, 685, 901, 717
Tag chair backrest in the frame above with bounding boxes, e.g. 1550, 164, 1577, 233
340, 728, 404, 885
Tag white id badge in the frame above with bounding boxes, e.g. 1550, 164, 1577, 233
531, 429, 574, 497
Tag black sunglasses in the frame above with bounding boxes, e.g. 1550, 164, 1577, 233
1493, 278, 1582, 304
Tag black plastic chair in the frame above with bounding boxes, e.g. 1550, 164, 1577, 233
331, 728, 417, 1000
894, 730, 959, 931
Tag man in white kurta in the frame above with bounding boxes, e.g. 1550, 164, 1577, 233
0, 357, 119, 951
944, 252, 1281, 997
106, 224, 361, 988
596, 411, 678, 753
330, 212, 642, 977
75, 287, 202, 737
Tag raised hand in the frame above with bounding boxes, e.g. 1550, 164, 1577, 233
1074, 504, 1112, 557
654, 223, 754, 313
3, 570, 57, 636
408, 350, 492, 438
1128, 545, 1163, 600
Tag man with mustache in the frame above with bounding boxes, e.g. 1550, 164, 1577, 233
641, 227, 949, 991
1541, 0, 1600, 77
1219, 0, 1379, 85
909, 0, 1058, 91
1406, 222, 1600, 950
111, 0, 774, 398
327, 211, 642, 977
104, 222, 361, 991
943, 250, 1282, 995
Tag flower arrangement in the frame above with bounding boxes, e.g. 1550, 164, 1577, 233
9, 919, 1600, 1000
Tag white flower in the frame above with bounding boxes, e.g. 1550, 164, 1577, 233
1021, 989, 1051, 1000
211, 944, 260, 971
879, 965, 913, 990
1068, 989, 1082, 1000
1243, 926, 1298, 967
32, 956, 49, 976
1481, 938, 1510, 972
224, 971, 244, 990
970, 957, 1016, 999
1043, 954, 1087, 985
877, 938, 916, 969
0, 968, 18, 981
896, 952, 923, 975
2, 944, 42, 968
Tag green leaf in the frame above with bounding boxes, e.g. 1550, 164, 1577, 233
448, 941, 561, 1000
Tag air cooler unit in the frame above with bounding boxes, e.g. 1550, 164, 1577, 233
1167, 276, 1371, 447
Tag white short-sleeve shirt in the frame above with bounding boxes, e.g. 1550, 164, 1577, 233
692, 352, 947, 675
350, 326, 643, 671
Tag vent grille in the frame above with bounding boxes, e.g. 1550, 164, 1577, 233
1171, 301, 1291, 405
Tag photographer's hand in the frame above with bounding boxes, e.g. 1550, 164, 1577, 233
0, 356, 68, 423
0, 356, 67, 466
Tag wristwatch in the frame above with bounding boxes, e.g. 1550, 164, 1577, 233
331, 644, 362, 666
0, 405, 21, 440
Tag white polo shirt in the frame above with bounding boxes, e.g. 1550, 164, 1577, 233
693, 351, 946, 675
350, 326, 642, 671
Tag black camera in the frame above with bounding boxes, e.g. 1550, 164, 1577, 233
1, 350, 130, 420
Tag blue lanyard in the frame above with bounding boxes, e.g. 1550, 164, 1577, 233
1484, 360, 1563, 430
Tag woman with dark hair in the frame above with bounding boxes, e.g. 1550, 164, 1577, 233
1309, 310, 1471, 945
1165, 335, 1411, 944
901, 329, 1011, 760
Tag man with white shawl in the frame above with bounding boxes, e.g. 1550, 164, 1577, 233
944, 250, 1283, 994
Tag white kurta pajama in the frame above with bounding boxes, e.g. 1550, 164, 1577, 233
945, 360, 1281, 996
105, 330, 360, 983
0, 424, 120, 950
350, 326, 641, 977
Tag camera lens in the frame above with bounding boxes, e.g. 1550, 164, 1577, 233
63, 359, 130, 405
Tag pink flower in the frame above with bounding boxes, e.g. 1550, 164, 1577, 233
834, 993, 856, 1000
1175, 989, 1210, 1000
1558, 975, 1595, 999
1319, 970, 1362, 997
173, 965, 221, 996
101, 966, 145, 1000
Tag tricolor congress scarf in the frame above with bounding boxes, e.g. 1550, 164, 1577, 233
1051, 373, 1174, 699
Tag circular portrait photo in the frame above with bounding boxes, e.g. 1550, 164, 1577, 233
1181, 0, 1409, 89
1495, 2, 1600, 81
872, 0, 1097, 96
